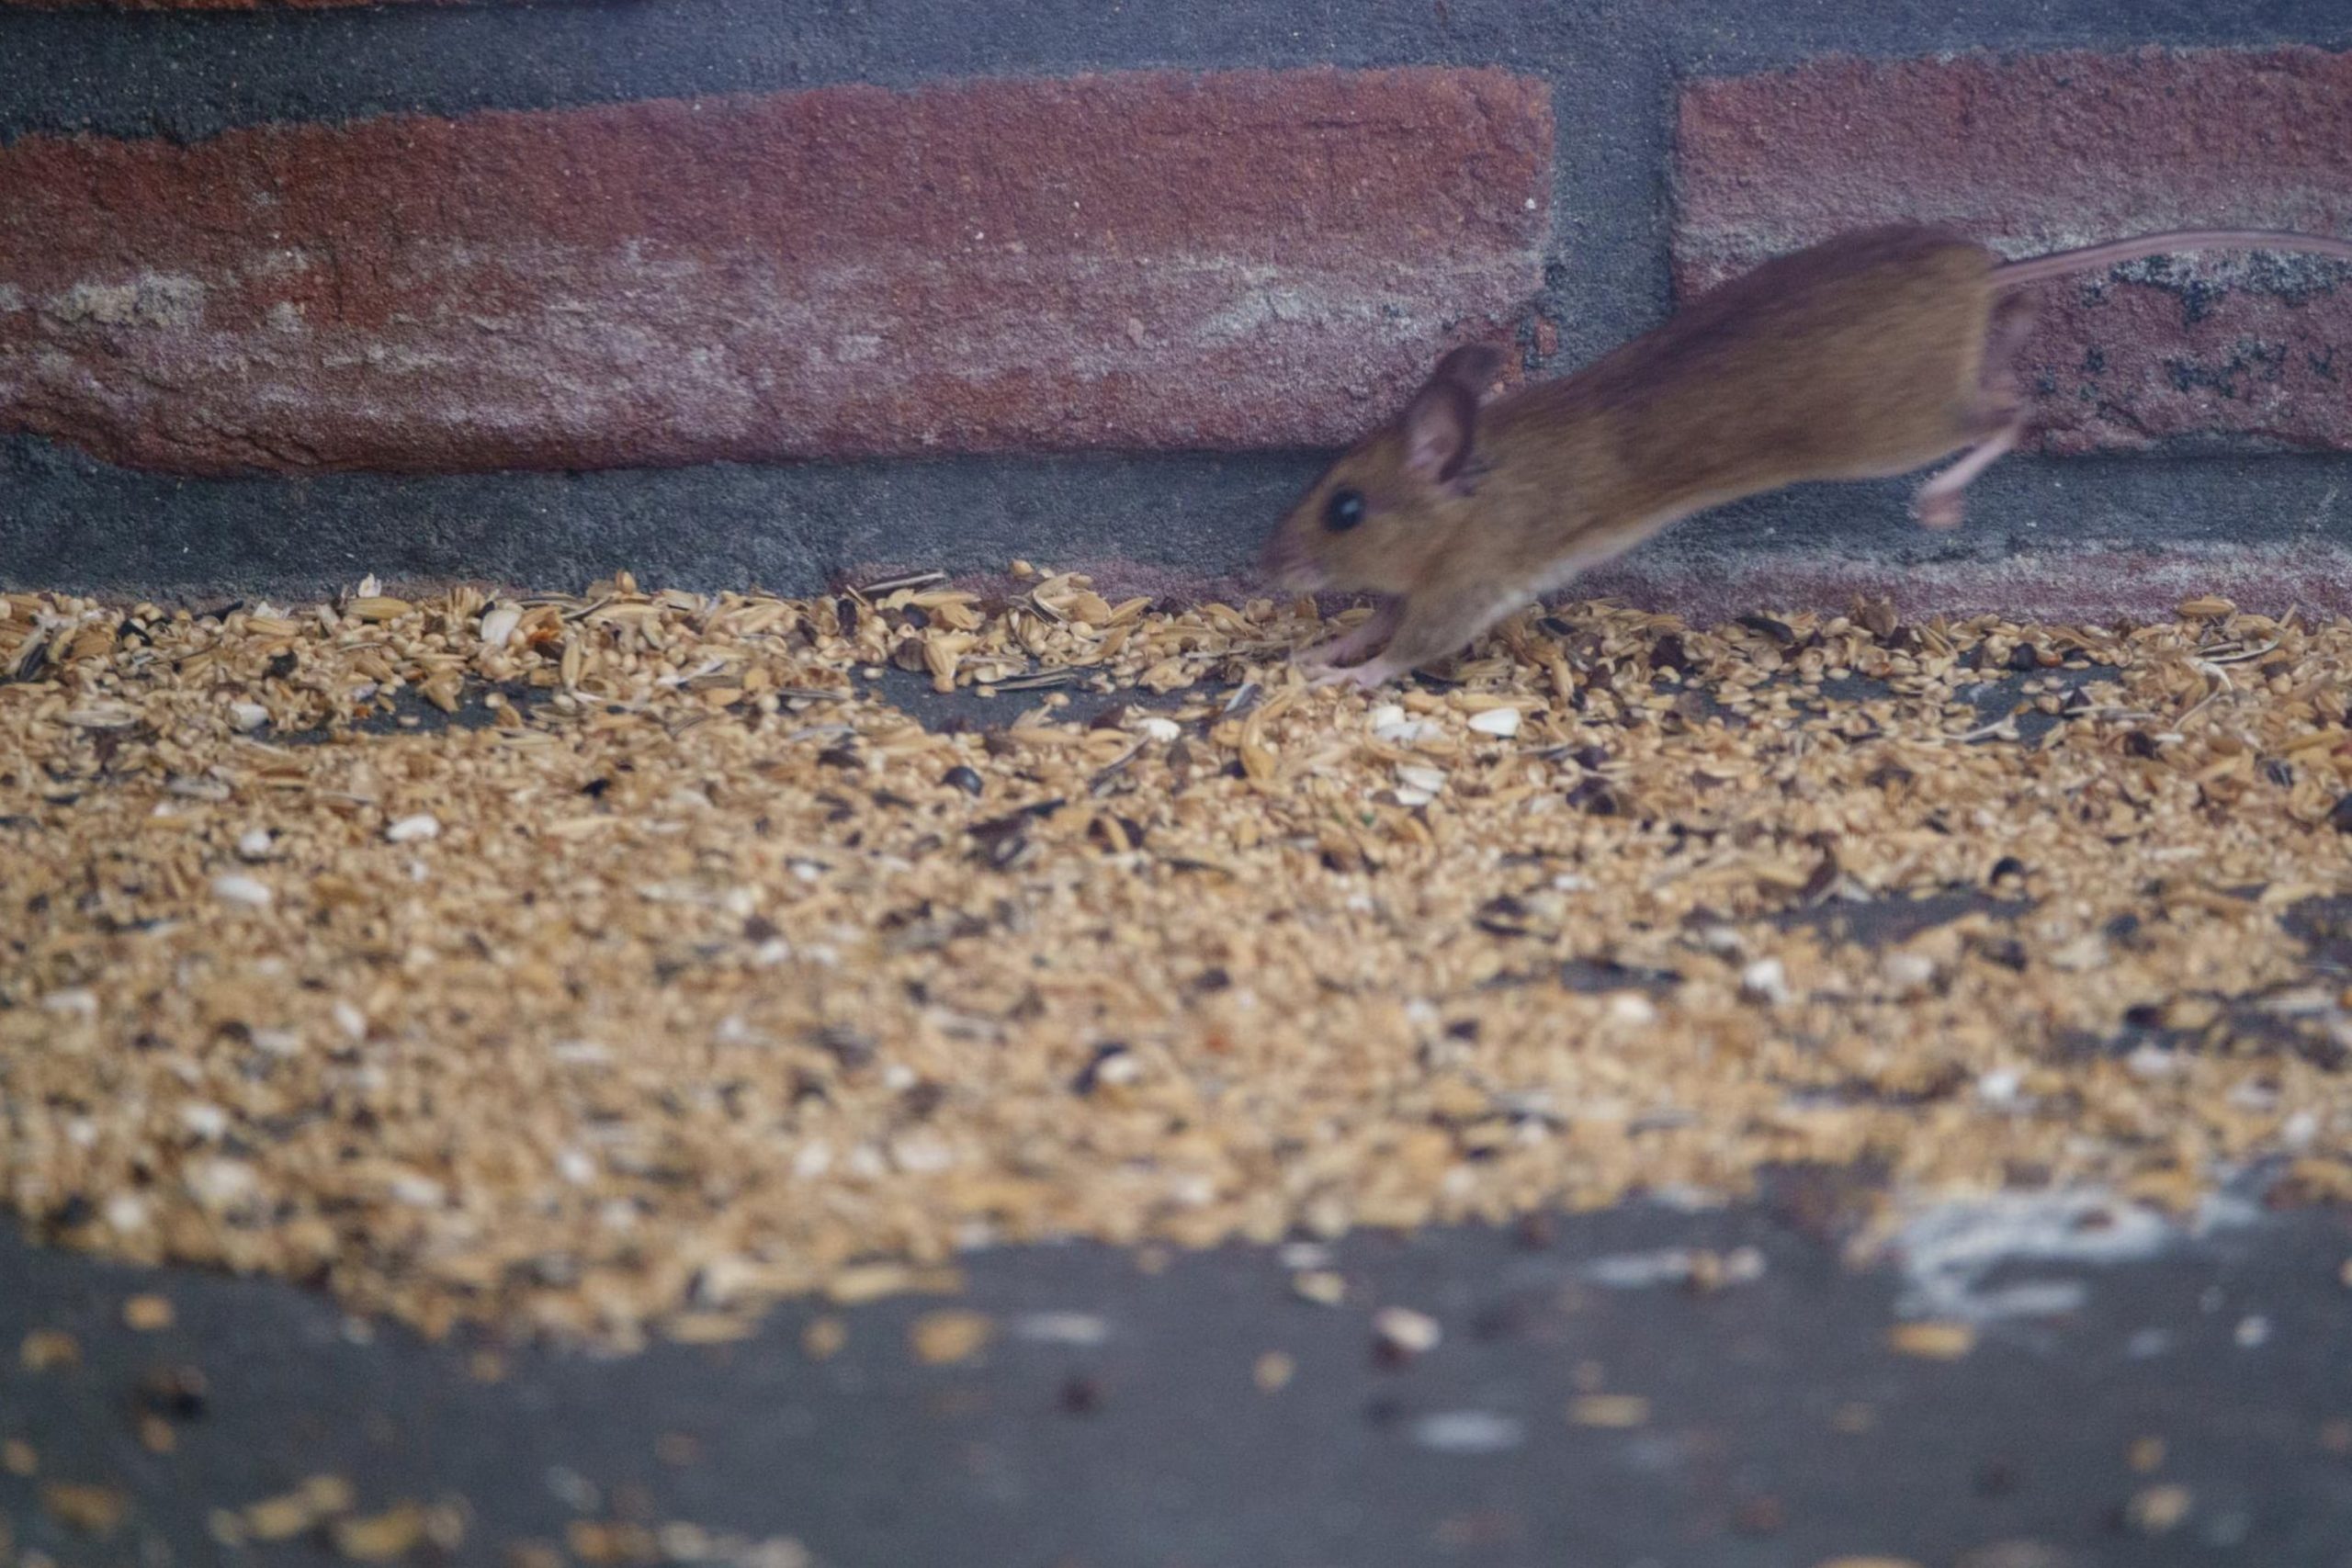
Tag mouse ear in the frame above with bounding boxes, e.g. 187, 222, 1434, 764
1402, 377, 1479, 485
1430, 344, 1506, 398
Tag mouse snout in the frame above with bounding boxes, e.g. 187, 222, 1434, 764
1258, 524, 1325, 592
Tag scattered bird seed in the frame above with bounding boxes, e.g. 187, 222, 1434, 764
1566, 1393, 1652, 1428
4, 581, 2351, 1348
1887, 1321, 1978, 1359
120, 1294, 175, 1332
1373, 1306, 1442, 1358
910, 1309, 993, 1365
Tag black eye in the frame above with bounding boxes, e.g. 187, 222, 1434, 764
1323, 489, 1367, 532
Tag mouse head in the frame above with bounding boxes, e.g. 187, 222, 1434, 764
1260, 344, 1507, 595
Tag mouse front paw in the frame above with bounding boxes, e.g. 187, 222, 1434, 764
1912, 491, 1965, 530
1306, 657, 1400, 693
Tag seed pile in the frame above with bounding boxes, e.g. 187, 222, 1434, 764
3, 573, 2349, 1344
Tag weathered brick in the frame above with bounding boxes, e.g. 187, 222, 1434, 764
0, 69, 1551, 476
1675, 48, 2352, 453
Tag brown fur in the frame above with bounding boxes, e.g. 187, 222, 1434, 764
1262, 222, 2352, 685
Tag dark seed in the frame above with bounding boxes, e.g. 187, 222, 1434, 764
741, 914, 779, 944
1736, 614, 1795, 646
2008, 641, 2041, 671
899, 1081, 946, 1121
1475, 895, 1536, 937
1989, 856, 2028, 885
889, 637, 928, 673
1565, 777, 1619, 816
136, 1365, 210, 1420
2125, 731, 2162, 760
1649, 634, 1690, 672
266, 650, 300, 681
2329, 793, 2352, 834
814, 1026, 875, 1072
816, 745, 860, 770
1069, 1043, 1130, 1096
2266, 759, 2295, 788
943, 765, 984, 796
1974, 937, 2030, 971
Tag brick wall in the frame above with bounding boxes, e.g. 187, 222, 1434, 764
1676, 49, 2352, 455
2, 2, 2351, 607
0, 71, 1550, 476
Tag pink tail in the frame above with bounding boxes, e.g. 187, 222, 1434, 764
1995, 229, 2352, 288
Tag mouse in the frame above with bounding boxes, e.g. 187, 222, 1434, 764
1260, 224, 2352, 689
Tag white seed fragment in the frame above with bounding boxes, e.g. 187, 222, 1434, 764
40, 988, 97, 1020
1013, 1312, 1111, 1347
1374, 1305, 1442, 1356
1136, 716, 1181, 743
1604, 991, 1657, 1026
1881, 952, 1937, 990
211, 874, 274, 909
229, 701, 270, 731
1740, 957, 1789, 1005
236, 829, 276, 861
1467, 706, 1521, 738
1395, 764, 1447, 796
480, 604, 524, 649
385, 813, 441, 844
179, 1102, 231, 1141
1411, 1410, 1524, 1454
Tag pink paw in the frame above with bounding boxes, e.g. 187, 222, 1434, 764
1306, 658, 1400, 692
1913, 491, 1964, 530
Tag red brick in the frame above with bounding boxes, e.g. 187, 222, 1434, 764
1675, 48, 2352, 453
0, 70, 1551, 476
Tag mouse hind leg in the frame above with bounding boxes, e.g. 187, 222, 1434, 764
1912, 293, 2038, 530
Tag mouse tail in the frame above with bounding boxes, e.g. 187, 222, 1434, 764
1993, 229, 2352, 288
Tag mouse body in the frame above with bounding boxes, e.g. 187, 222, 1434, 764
1262, 223, 2352, 688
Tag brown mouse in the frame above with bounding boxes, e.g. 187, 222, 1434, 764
1261, 224, 2352, 688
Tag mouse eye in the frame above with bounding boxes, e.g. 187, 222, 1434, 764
1323, 489, 1367, 532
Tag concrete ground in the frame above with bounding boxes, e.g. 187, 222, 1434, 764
6, 1197, 2352, 1568
8, 586, 2352, 1567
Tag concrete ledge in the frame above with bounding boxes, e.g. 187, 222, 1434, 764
10, 435, 2352, 623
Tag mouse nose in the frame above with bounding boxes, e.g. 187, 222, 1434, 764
1258, 527, 1312, 589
